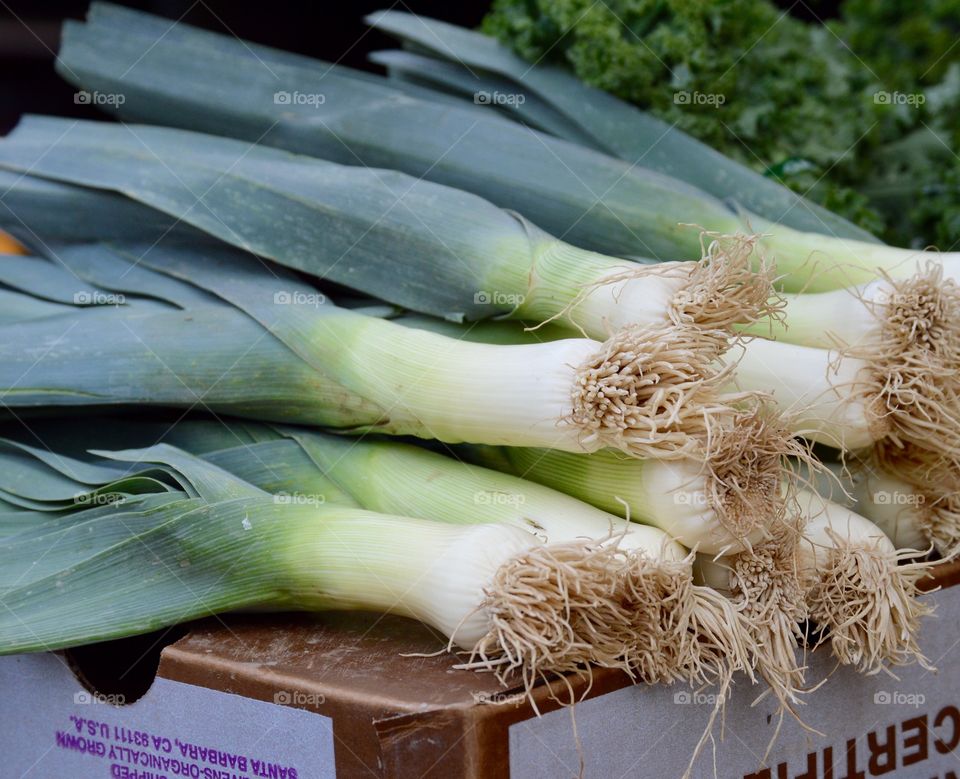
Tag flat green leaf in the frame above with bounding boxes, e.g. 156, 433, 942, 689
366, 10, 880, 244
56, 14, 733, 261
0, 495, 307, 653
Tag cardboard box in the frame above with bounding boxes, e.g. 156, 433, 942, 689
3, 561, 960, 779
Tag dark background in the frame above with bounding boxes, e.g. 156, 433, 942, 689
0, 0, 844, 133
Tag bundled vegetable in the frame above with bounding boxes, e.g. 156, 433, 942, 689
466, 433, 938, 673
0, 243, 753, 460
458, 409, 813, 698
0, 443, 649, 689
50, 5, 960, 291
363, 10, 875, 242
0, 10, 952, 772
0, 117, 776, 344
261, 427, 771, 692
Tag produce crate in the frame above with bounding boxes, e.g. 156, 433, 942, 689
3, 560, 959, 779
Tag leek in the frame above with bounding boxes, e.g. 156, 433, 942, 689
0, 441, 641, 687
364, 11, 876, 242
0, 287, 78, 325
0, 118, 775, 341
725, 336, 960, 462
52, 5, 959, 292
267, 429, 763, 688
0, 241, 742, 458
819, 451, 959, 554
458, 400, 806, 556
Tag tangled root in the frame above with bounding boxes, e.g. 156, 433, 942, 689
619, 553, 754, 687
459, 539, 636, 699
915, 490, 960, 556
808, 529, 936, 674
726, 533, 809, 708
853, 263, 960, 461
703, 398, 818, 541
683, 581, 757, 686
870, 441, 960, 555
552, 230, 780, 339
673, 231, 783, 333
570, 322, 755, 460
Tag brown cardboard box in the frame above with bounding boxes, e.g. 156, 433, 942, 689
3, 561, 960, 779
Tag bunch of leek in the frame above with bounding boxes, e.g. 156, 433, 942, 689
0, 2, 948, 746
31, 8, 960, 469
0, 439, 648, 688
475, 445, 938, 673
0, 117, 775, 343
5, 417, 769, 691
50, 4, 960, 292
0, 242, 752, 460
404, 304, 960, 501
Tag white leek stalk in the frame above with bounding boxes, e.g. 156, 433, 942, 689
283, 512, 642, 688
739, 264, 960, 469
0, 296, 742, 460
462, 401, 807, 555
724, 335, 960, 461
517, 232, 776, 340
291, 431, 762, 687
844, 469, 941, 552
0, 495, 641, 690
322, 311, 747, 460
828, 451, 960, 554
742, 263, 960, 352
796, 490, 936, 672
